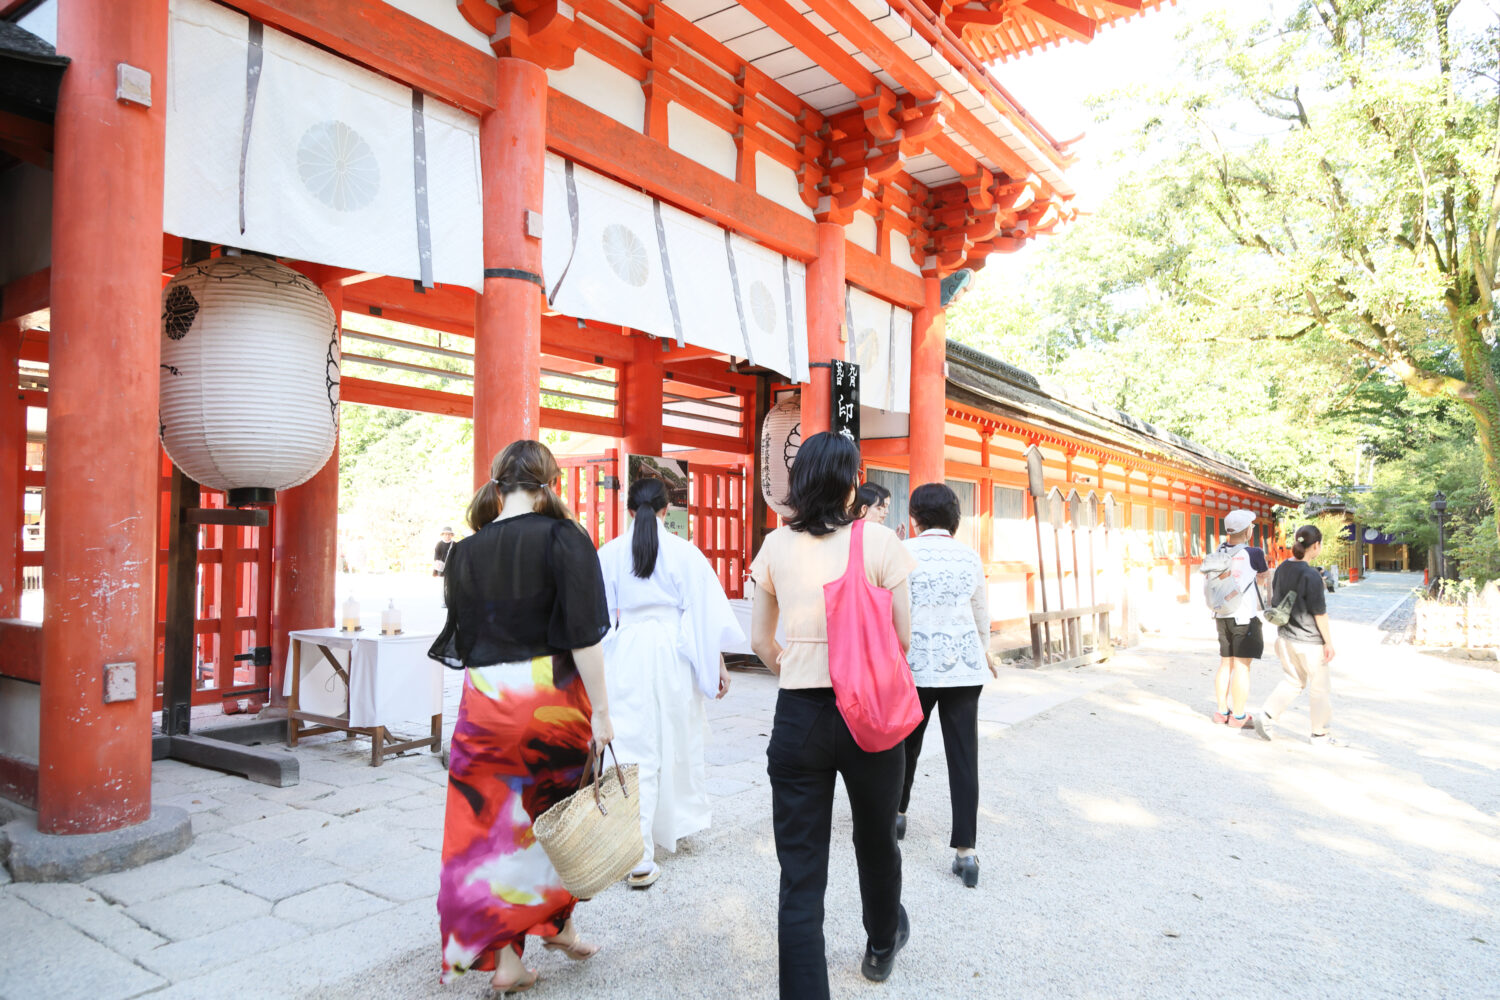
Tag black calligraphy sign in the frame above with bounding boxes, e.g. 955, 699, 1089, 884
832, 359, 860, 446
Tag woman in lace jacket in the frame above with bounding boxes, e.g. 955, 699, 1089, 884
897, 482, 997, 888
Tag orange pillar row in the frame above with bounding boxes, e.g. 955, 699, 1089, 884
473, 57, 547, 484
622, 336, 665, 459
909, 275, 946, 491
39, 0, 169, 834
802, 221, 846, 436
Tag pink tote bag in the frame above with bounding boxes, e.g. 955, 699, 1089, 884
823, 520, 924, 753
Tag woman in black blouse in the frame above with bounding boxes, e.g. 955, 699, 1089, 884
429, 440, 613, 993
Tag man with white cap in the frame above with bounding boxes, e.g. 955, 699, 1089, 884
1210, 509, 1270, 728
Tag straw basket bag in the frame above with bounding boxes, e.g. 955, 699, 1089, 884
533, 744, 641, 899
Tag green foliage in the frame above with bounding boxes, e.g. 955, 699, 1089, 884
1308, 514, 1352, 570
948, 0, 1500, 564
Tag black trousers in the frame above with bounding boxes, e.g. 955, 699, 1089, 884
767, 688, 905, 1000
898, 685, 982, 850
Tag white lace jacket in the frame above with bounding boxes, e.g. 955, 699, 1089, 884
904, 531, 990, 687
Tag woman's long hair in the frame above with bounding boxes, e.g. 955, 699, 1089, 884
466, 440, 573, 531
852, 481, 891, 519
1291, 524, 1322, 560
628, 478, 669, 579
784, 431, 860, 536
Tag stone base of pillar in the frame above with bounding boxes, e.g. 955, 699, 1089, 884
2, 806, 192, 883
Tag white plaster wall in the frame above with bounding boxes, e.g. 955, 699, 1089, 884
0, 678, 40, 762
667, 102, 738, 180
549, 51, 645, 132
0, 164, 51, 287
889, 229, 921, 274
754, 151, 815, 222
847, 210, 877, 254
380, 0, 491, 52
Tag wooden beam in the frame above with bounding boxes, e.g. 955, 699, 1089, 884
547, 91, 818, 262
224, 0, 495, 113
845, 245, 925, 309
734, 0, 875, 98
1020, 0, 1097, 42
0, 110, 53, 170
1095, 0, 1144, 14
342, 278, 476, 335
340, 376, 472, 418
0, 269, 48, 324
541, 317, 636, 364
663, 426, 748, 453
540, 407, 623, 437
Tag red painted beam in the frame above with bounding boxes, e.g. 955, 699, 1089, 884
0, 619, 42, 684
343, 278, 476, 334
846, 244, 925, 309
664, 426, 749, 454
0, 754, 37, 811
224, 0, 495, 113
542, 317, 636, 364
547, 92, 819, 262
341, 376, 473, 418
1021, 0, 1097, 43
540, 407, 623, 438
1, 269, 49, 324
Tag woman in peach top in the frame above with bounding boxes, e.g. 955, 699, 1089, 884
749, 432, 917, 1000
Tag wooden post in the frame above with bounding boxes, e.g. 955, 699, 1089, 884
622, 335, 665, 458
0, 323, 20, 619
474, 57, 547, 482
909, 275, 945, 490
39, 0, 168, 834
802, 222, 846, 436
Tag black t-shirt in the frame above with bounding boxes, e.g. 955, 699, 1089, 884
1271, 559, 1327, 644
428, 512, 610, 670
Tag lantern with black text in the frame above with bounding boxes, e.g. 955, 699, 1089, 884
159, 255, 339, 506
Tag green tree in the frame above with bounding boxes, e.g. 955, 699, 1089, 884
1141, 0, 1500, 537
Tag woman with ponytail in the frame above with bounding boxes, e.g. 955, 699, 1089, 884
1253, 524, 1341, 746
428, 440, 614, 992
595, 476, 744, 888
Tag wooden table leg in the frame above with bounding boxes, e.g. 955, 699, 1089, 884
371, 726, 385, 766
287, 640, 301, 748
430, 713, 442, 753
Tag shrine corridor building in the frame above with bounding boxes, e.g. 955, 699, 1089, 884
0, 0, 1293, 862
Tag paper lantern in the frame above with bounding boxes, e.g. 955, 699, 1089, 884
760, 397, 800, 518
160, 255, 339, 505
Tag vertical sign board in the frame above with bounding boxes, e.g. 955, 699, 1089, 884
626, 454, 692, 540
832, 360, 860, 446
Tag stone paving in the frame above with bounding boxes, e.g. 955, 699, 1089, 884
2, 571, 1496, 1000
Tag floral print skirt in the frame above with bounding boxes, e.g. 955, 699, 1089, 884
439, 655, 592, 982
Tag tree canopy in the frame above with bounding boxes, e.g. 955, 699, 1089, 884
949, 0, 1499, 576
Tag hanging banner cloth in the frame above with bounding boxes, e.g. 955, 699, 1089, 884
542, 154, 810, 383
162, 0, 483, 289
844, 284, 912, 414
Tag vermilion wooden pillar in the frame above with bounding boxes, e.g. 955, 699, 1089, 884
909, 275, 946, 490
269, 285, 342, 708
0, 323, 21, 619
39, 0, 168, 834
473, 57, 546, 484
802, 222, 846, 436
622, 336, 664, 458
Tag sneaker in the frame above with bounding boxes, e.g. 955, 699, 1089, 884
1211, 709, 1231, 724
1227, 714, 1255, 729
1310, 733, 1345, 748
1251, 714, 1273, 741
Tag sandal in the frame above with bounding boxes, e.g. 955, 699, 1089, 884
542, 932, 601, 962
627, 861, 661, 888
488, 968, 539, 995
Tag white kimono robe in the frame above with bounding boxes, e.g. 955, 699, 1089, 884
598, 525, 745, 862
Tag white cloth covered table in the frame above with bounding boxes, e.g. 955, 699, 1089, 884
284, 628, 441, 728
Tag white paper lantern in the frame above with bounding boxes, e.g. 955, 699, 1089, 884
760, 397, 800, 518
160, 255, 339, 505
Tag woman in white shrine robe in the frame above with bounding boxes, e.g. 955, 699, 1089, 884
597, 477, 744, 887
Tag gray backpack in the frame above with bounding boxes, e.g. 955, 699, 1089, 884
1201, 544, 1254, 616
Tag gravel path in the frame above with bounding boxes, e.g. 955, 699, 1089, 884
307, 578, 1498, 1000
